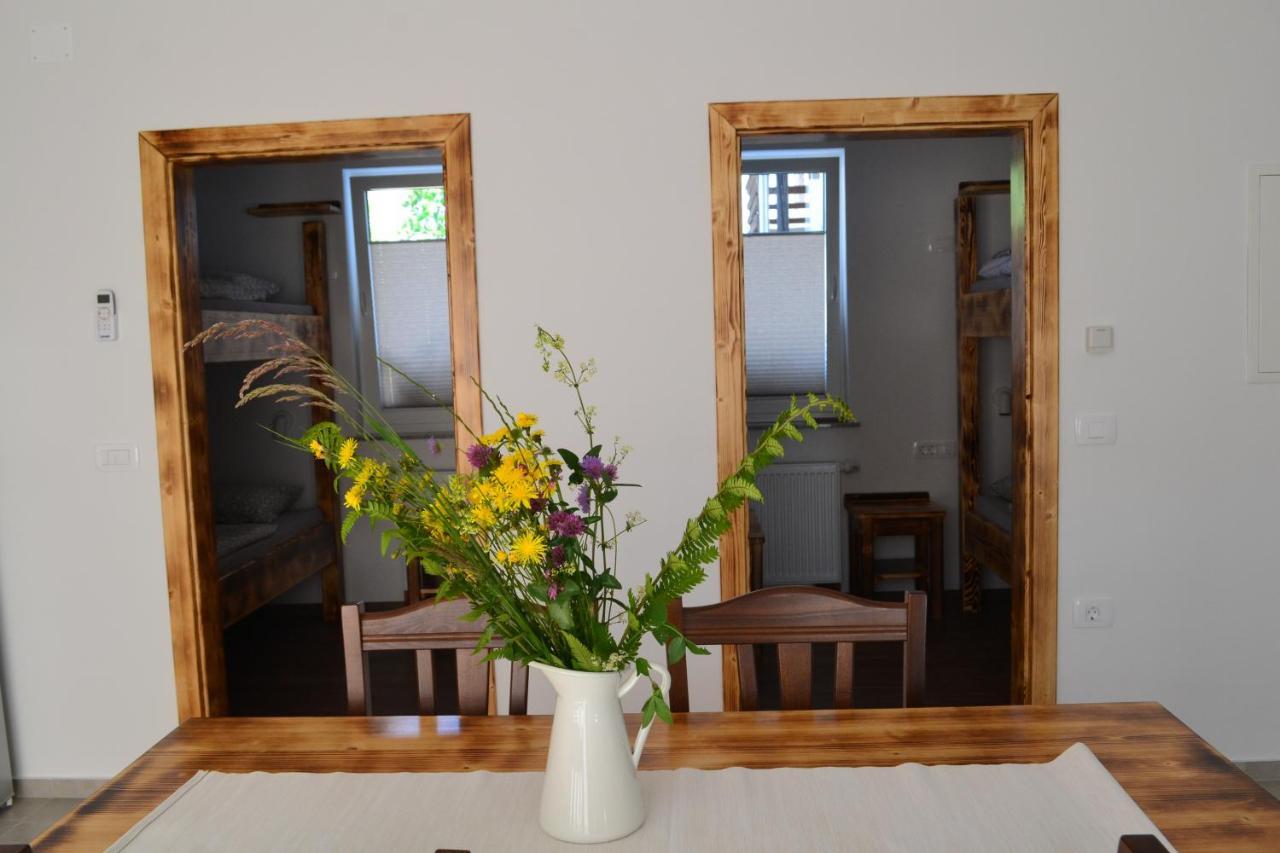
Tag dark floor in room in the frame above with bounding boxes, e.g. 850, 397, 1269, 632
224, 589, 1010, 716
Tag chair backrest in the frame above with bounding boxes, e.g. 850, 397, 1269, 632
666, 586, 925, 711
341, 597, 528, 716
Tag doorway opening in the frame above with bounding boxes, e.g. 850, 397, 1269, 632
708, 95, 1059, 708
139, 116, 482, 719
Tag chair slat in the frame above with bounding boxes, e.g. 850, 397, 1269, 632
833, 642, 854, 709
415, 650, 436, 715
509, 662, 530, 715
456, 649, 489, 716
777, 643, 812, 710
736, 645, 759, 712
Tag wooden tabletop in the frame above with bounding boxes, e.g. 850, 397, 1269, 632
845, 497, 948, 517
34, 703, 1279, 851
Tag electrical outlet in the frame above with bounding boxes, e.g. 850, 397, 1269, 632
913, 440, 956, 460
1073, 596, 1114, 628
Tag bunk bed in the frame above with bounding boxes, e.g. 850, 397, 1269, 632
956, 180, 1013, 614
201, 208, 345, 628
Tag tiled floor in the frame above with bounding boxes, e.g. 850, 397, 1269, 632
0, 796, 81, 845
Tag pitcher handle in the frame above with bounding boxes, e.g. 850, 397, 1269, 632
617, 662, 670, 768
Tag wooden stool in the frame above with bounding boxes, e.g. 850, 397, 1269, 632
845, 492, 945, 621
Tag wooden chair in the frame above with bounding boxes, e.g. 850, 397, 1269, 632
341, 597, 528, 716
666, 586, 926, 711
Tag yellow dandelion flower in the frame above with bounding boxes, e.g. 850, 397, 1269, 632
481, 427, 510, 446
494, 456, 525, 486
515, 412, 538, 429
469, 503, 497, 529
510, 448, 538, 470
344, 484, 364, 510
353, 458, 377, 487
531, 429, 545, 442
511, 530, 548, 565
495, 550, 508, 564
309, 440, 326, 460
504, 478, 538, 509
337, 437, 358, 469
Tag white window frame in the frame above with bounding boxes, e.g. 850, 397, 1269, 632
740, 149, 848, 425
343, 164, 454, 437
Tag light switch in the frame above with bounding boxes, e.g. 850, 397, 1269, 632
1074, 414, 1116, 445
30, 24, 73, 63
1085, 326, 1114, 353
96, 443, 139, 471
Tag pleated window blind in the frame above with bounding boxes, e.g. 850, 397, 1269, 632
741, 170, 831, 397
368, 240, 452, 408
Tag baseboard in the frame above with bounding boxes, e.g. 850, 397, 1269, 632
1236, 760, 1280, 783
15, 777, 109, 799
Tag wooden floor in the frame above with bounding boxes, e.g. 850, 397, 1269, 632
225, 589, 1010, 715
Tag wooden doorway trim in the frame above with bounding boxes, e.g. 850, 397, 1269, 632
708, 94, 1059, 708
139, 115, 483, 720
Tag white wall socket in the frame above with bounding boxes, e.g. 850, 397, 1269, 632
1073, 596, 1114, 628
913, 440, 956, 459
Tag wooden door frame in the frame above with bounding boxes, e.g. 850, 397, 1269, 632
139, 115, 483, 720
708, 94, 1059, 707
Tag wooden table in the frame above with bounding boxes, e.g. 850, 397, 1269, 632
846, 493, 946, 619
34, 703, 1279, 851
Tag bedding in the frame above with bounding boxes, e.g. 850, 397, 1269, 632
199, 271, 282, 302
214, 484, 301, 524
215, 523, 277, 558
217, 508, 325, 575
969, 274, 1011, 293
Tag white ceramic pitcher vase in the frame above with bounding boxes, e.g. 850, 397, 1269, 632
529, 661, 671, 844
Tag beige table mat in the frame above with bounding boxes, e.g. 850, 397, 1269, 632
107, 742, 1172, 852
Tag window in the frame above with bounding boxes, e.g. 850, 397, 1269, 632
741, 151, 846, 423
345, 165, 454, 436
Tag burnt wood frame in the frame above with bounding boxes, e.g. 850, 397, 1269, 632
708, 94, 1059, 707
139, 114, 483, 720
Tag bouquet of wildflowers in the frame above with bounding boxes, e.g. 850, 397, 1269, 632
191, 322, 852, 723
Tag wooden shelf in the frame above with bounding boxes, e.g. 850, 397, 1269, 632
958, 180, 1010, 197
247, 201, 342, 218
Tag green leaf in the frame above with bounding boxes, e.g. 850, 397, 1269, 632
379, 528, 395, 557
557, 448, 581, 471
651, 691, 673, 724
599, 573, 622, 590
668, 635, 686, 664
641, 695, 657, 728
340, 511, 359, 543
460, 607, 486, 623
634, 657, 650, 676
562, 632, 603, 671
548, 599, 574, 630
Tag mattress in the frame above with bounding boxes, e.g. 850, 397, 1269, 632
200, 299, 314, 316
970, 274, 1012, 293
217, 508, 325, 575
974, 493, 1013, 532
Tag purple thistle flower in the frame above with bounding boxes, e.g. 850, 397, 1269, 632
548, 510, 586, 538
465, 443, 494, 469
604, 463, 618, 480
426, 436, 442, 456
529, 497, 548, 514
581, 455, 606, 480
576, 485, 591, 514
550, 545, 566, 567
548, 583, 560, 600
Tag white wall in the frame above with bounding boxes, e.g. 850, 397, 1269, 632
754, 136, 1012, 591
2, 0, 1279, 779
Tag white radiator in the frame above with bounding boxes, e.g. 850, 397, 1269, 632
754, 463, 843, 586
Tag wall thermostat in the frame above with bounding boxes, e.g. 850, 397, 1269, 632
96, 289, 117, 341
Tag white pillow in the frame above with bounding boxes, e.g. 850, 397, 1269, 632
978, 249, 1012, 279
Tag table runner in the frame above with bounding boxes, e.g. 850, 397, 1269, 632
107, 743, 1172, 851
